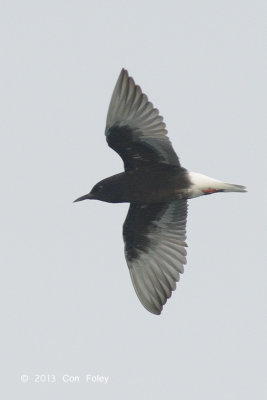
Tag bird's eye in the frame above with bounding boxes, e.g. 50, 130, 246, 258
98, 185, 103, 191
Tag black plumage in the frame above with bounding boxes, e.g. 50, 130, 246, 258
74, 69, 246, 315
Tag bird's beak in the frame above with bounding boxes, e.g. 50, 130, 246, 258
73, 193, 94, 203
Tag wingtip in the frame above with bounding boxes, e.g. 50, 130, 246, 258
146, 305, 162, 316
120, 67, 128, 77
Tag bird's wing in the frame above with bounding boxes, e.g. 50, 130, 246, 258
123, 200, 188, 315
105, 69, 180, 171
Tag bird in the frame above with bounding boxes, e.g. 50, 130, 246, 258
74, 68, 246, 315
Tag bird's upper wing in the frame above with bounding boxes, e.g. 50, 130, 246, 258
105, 69, 180, 171
123, 200, 188, 315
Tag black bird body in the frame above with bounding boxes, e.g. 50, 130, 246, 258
74, 69, 246, 315
90, 165, 190, 203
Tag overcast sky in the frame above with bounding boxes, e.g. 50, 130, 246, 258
1, 1, 266, 399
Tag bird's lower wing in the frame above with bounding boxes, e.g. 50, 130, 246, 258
123, 200, 188, 315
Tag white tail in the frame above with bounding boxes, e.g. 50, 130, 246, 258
220, 182, 247, 192
188, 172, 247, 198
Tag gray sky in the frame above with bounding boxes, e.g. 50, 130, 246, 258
1, 1, 266, 399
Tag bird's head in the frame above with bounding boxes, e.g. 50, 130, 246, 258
74, 172, 129, 204
73, 181, 106, 203
73, 173, 127, 203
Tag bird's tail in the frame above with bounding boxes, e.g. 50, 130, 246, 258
220, 182, 247, 192
188, 172, 247, 198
